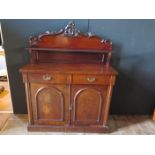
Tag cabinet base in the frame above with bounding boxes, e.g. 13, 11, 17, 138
28, 124, 109, 133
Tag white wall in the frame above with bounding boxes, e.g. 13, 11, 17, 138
0, 56, 6, 70
0, 47, 7, 76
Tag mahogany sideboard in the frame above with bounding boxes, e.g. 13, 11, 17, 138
20, 21, 118, 133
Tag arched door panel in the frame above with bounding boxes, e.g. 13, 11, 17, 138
30, 83, 68, 125
71, 85, 107, 125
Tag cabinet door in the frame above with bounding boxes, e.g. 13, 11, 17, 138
30, 83, 69, 125
71, 85, 108, 126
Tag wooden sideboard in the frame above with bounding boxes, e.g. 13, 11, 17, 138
20, 21, 118, 133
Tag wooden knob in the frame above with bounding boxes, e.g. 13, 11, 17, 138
42, 74, 52, 81
87, 77, 96, 82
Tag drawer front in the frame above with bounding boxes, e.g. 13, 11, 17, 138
28, 73, 68, 84
72, 74, 111, 85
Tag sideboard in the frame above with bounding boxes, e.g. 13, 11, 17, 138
20, 21, 118, 133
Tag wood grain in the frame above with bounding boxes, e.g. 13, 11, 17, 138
20, 21, 117, 132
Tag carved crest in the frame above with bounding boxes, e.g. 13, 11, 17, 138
64, 21, 80, 37
29, 21, 112, 50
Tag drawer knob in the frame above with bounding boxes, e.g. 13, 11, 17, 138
42, 74, 52, 81
87, 77, 96, 82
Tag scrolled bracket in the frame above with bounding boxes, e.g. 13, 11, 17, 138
29, 36, 38, 46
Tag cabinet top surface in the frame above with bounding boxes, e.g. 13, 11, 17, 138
20, 63, 117, 75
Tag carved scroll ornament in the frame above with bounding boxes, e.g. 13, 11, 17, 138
29, 21, 112, 50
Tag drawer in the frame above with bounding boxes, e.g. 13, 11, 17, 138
72, 74, 111, 85
28, 73, 68, 84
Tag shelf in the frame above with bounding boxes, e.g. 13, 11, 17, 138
27, 48, 112, 53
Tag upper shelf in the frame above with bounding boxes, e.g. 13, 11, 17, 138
28, 21, 112, 52
27, 47, 112, 53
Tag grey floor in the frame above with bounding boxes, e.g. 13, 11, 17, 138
0, 114, 155, 135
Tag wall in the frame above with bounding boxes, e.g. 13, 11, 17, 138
1, 19, 155, 114
0, 46, 7, 75
0, 55, 7, 71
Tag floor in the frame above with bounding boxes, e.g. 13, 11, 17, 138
0, 114, 155, 135
0, 81, 13, 112
0, 80, 13, 130
0, 113, 10, 130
